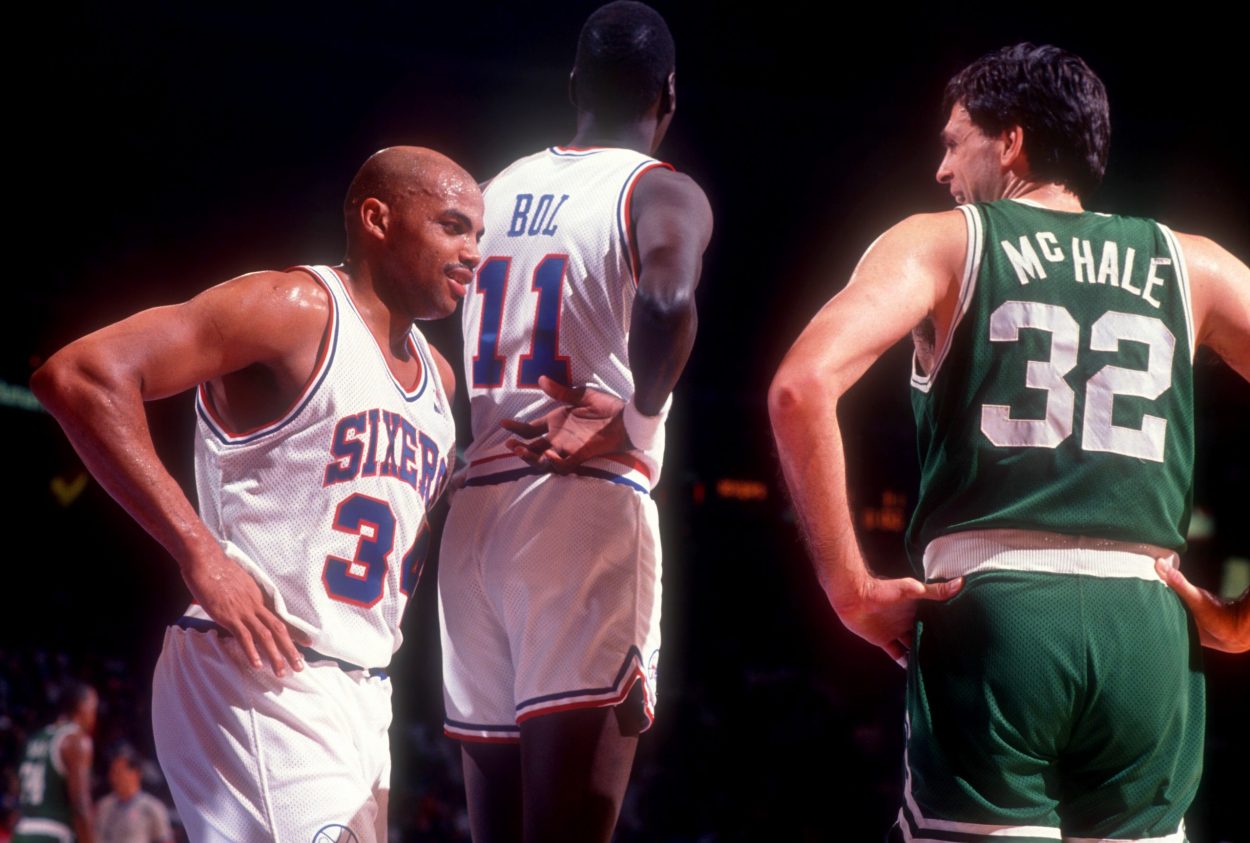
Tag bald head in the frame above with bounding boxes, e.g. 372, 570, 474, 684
340, 145, 483, 321
344, 146, 475, 239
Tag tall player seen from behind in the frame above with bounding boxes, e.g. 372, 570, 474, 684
32, 147, 481, 843
438, 3, 713, 841
771, 44, 1249, 841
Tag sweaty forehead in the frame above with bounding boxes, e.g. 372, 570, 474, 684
409, 166, 477, 205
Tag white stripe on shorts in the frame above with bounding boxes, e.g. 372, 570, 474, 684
924, 529, 1176, 582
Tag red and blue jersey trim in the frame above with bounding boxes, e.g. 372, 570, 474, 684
443, 647, 654, 743
196, 265, 339, 446
616, 160, 675, 287
321, 265, 431, 403
548, 145, 609, 158
442, 719, 521, 743
463, 450, 652, 493
515, 646, 651, 722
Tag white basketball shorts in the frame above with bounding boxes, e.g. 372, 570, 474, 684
152, 622, 392, 843
439, 472, 662, 742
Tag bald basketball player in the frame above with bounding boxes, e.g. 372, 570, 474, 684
32, 147, 483, 843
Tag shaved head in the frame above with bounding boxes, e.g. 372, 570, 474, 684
345, 146, 475, 241
340, 145, 483, 321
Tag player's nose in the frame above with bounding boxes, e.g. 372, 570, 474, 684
461, 238, 481, 270
936, 152, 953, 184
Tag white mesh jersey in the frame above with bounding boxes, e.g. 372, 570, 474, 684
462, 146, 673, 491
189, 265, 454, 668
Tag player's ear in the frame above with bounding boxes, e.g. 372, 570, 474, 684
359, 198, 389, 242
1000, 124, 1027, 171
660, 71, 676, 117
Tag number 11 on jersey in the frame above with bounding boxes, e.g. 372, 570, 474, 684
472, 255, 572, 389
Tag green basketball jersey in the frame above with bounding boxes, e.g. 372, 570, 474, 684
907, 199, 1195, 564
14, 723, 78, 841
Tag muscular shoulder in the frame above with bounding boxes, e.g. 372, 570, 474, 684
632, 168, 713, 240
862, 210, 967, 273
204, 269, 330, 327
58, 728, 91, 765
190, 269, 332, 359
1171, 230, 1250, 374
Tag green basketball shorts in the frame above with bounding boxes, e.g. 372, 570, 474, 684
895, 564, 1203, 842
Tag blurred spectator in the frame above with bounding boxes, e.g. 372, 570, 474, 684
95, 747, 171, 843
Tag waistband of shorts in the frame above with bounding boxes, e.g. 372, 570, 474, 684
173, 616, 389, 678
922, 529, 1178, 582
462, 450, 651, 493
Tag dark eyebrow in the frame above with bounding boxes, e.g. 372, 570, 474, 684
440, 209, 473, 229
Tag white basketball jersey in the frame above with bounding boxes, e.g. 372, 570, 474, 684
462, 146, 672, 491
191, 265, 455, 667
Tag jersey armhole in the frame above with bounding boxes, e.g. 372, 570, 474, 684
617, 160, 676, 288
196, 265, 340, 445
1156, 223, 1197, 361
910, 204, 983, 393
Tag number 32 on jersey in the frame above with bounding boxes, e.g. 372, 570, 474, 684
981, 301, 1176, 462
472, 255, 572, 389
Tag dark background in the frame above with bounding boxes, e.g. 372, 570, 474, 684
4, 3, 1247, 840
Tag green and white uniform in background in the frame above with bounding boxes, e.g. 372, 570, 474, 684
14, 722, 84, 843
898, 199, 1203, 843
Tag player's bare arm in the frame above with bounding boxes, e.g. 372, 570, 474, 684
503, 168, 712, 470
62, 731, 96, 843
768, 212, 966, 664
1154, 233, 1250, 652
31, 270, 331, 676
627, 166, 712, 412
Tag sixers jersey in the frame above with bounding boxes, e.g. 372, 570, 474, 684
191, 265, 454, 668
462, 146, 673, 491
907, 200, 1196, 563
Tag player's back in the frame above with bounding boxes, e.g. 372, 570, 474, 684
462, 146, 671, 490
908, 199, 1196, 562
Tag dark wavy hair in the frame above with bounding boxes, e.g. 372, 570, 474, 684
944, 44, 1110, 199
574, 1, 675, 122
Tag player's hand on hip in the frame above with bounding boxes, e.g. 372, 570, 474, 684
832, 576, 963, 668
1156, 559, 1250, 653
182, 554, 307, 675
500, 375, 629, 473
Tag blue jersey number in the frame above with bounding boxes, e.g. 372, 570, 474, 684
323, 494, 429, 607
471, 258, 509, 387
472, 254, 571, 389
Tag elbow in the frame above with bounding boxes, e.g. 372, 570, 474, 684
768, 364, 834, 437
635, 283, 697, 328
632, 288, 698, 352
31, 345, 109, 419
30, 351, 77, 414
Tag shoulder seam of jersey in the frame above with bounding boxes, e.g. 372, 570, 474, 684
911, 204, 983, 392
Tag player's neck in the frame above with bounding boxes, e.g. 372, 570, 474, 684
569, 113, 657, 155
1001, 178, 1084, 213
336, 262, 413, 357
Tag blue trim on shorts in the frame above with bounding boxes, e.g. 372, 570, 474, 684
443, 718, 520, 734
515, 646, 644, 710
465, 466, 647, 494
173, 616, 389, 678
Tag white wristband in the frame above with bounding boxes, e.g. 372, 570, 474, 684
622, 394, 671, 452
